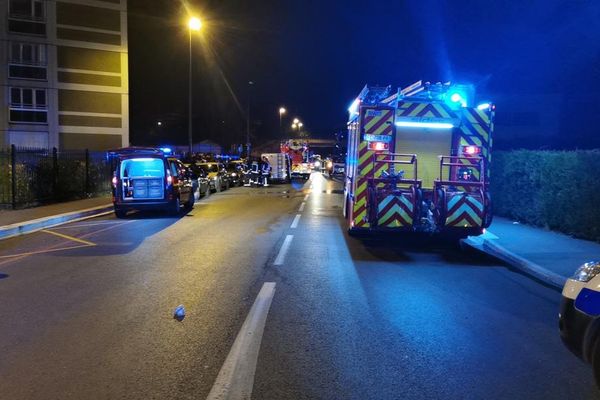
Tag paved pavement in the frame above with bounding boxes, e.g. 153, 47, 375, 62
0, 196, 112, 226
0, 174, 597, 399
486, 217, 600, 278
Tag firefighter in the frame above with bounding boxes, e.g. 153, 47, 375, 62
261, 156, 272, 187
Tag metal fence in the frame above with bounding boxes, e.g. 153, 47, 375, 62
0, 145, 113, 209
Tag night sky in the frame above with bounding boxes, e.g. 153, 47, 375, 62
128, 0, 600, 150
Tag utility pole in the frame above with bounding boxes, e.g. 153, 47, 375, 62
246, 81, 254, 160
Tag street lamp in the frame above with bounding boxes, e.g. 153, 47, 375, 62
279, 107, 286, 137
188, 16, 202, 155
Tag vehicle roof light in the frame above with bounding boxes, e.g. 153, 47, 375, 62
477, 103, 491, 111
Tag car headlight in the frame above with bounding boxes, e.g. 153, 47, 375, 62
314, 161, 321, 168
327, 162, 333, 168
231, 173, 237, 177
572, 261, 600, 282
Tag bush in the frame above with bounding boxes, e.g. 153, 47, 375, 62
491, 150, 600, 242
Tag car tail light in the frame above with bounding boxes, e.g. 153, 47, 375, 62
462, 145, 481, 156
368, 142, 389, 151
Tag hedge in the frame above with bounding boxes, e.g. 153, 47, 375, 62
491, 150, 600, 242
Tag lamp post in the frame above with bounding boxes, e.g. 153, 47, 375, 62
246, 81, 254, 160
188, 16, 202, 155
279, 107, 286, 137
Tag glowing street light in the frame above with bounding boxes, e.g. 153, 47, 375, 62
279, 107, 287, 137
187, 16, 202, 154
188, 17, 202, 31
293, 118, 300, 125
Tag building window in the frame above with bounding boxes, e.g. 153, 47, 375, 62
8, 42, 47, 80
8, 0, 46, 36
9, 87, 48, 124
9, 0, 45, 20
9, 42, 47, 65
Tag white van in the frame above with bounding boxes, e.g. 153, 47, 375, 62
261, 153, 291, 183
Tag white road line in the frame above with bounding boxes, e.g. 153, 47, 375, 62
290, 214, 301, 229
298, 202, 306, 212
273, 235, 293, 266
303, 194, 309, 201
206, 282, 276, 400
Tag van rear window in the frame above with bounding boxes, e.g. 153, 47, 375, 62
120, 158, 165, 178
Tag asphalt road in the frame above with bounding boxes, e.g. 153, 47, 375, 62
0, 173, 597, 400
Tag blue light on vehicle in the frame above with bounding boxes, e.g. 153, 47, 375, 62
446, 89, 468, 108
348, 98, 360, 116
160, 147, 172, 154
477, 103, 491, 111
395, 121, 455, 129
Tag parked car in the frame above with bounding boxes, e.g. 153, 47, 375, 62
196, 162, 229, 192
111, 148, 194, 217
559, 260, 600, 386
325, 155, 345, 177
184, 163, 211, 198
226, 163, 244, 186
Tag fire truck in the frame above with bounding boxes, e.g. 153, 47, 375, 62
281, 139, 310, 180
343, 81, 495, 237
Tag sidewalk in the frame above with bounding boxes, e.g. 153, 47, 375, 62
465, 216, 600, 289
0, 196, 113, 240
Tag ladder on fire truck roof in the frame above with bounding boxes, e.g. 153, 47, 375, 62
381, 80, 454, 105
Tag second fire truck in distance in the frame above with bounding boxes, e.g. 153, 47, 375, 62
281, 139, 311, 180
344, 81, 495, 238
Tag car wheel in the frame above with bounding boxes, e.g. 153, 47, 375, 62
592, 337, 600, 388
114, 208, 127, 219
185, 192, 195, 210
170, 197, 181, 216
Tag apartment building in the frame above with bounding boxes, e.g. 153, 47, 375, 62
0, 0, 128, 150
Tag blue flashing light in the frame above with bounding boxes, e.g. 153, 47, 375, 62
348, 98, 360, 116
160, 147, 172, 154
395, 121, 455, 129
477, 103, 491, 111
450, 93, 462, 103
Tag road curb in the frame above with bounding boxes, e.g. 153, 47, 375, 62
0, 204, 114, 241
463, 237, 567, 290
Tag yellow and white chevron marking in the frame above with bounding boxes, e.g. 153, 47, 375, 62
377, 194, 413, 227
445, 195, 483, 227
408, 103, 428, 117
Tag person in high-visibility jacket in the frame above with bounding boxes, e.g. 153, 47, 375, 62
261, 156, 272, 187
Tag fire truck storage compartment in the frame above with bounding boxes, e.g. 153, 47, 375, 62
394, 127, 453, 189
120, 158, 165, 200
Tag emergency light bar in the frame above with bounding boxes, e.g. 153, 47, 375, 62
395, 121, 455, 129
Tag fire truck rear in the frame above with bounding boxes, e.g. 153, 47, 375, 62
281, 139, 310, 180
344, 81, 494, 238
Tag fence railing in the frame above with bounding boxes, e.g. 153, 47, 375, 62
0, 145, 113, 209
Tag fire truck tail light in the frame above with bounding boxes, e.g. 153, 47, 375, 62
111, 176, 118, 187
368, 142, 388, 151
463, 145, 481, 155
